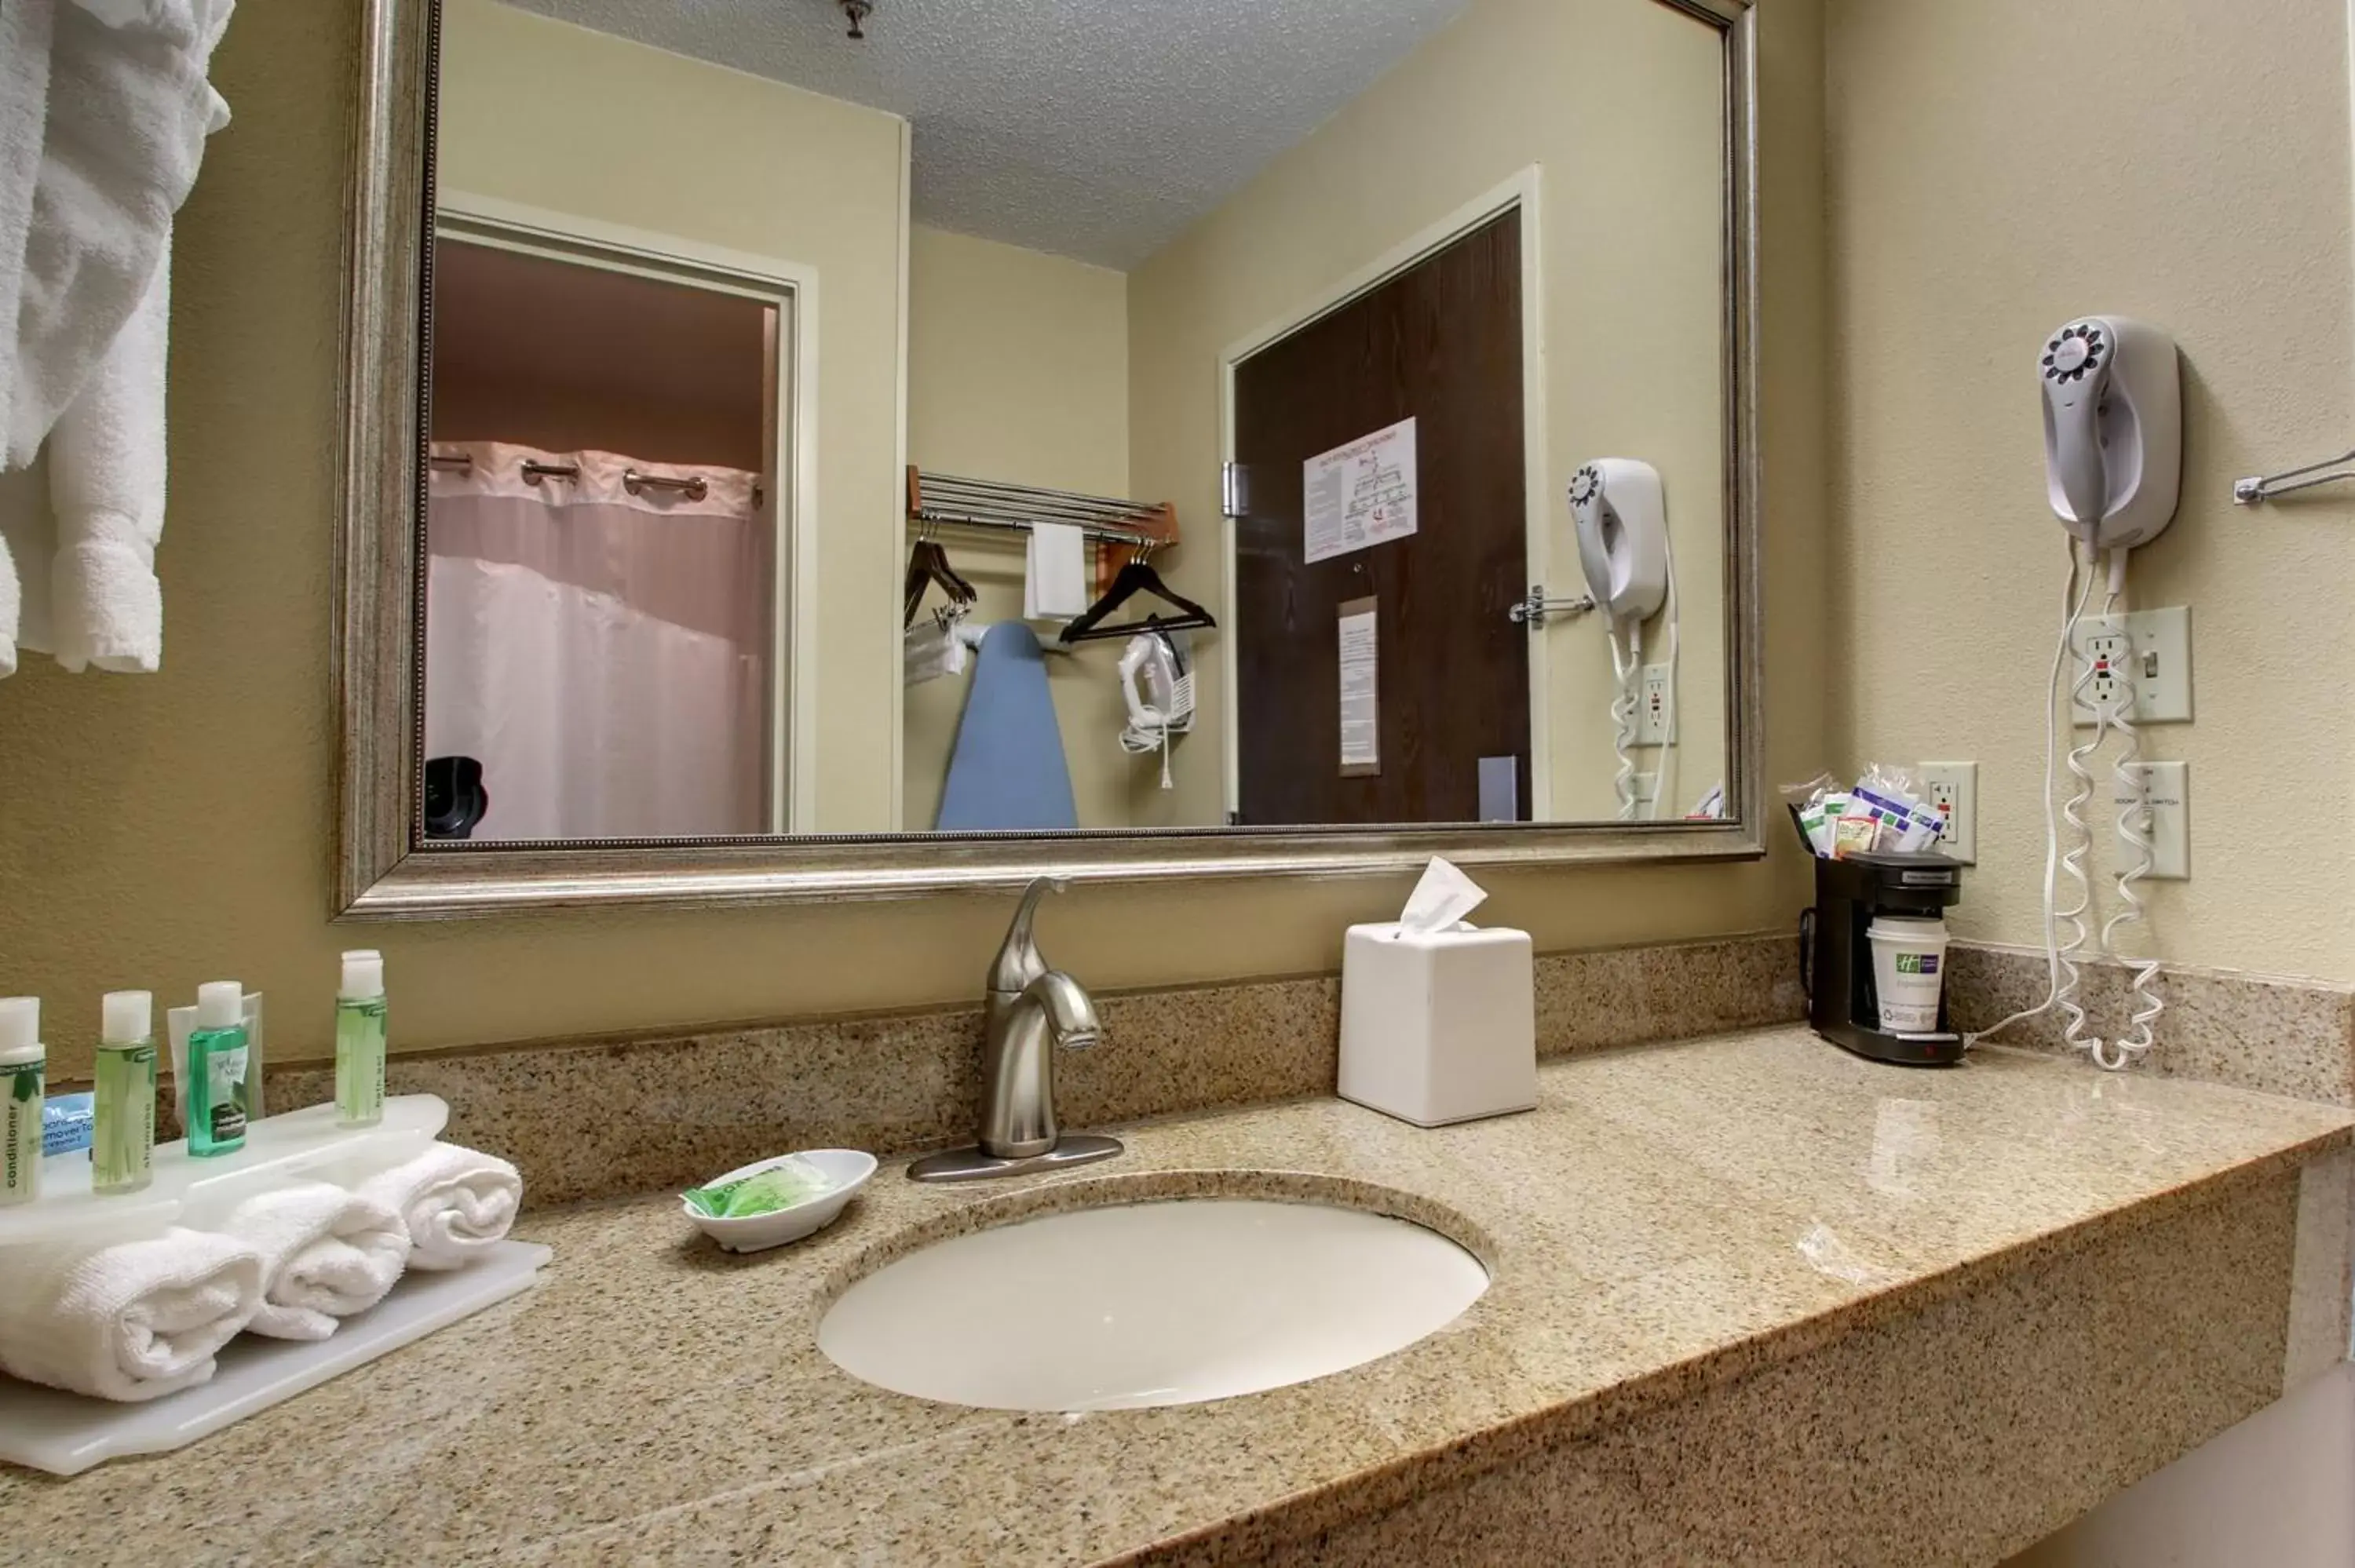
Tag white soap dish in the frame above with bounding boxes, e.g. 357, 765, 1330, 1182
681, 1150, 875, 1253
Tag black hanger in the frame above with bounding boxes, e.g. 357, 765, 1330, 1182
903, 535, 977, 629
932, 540, 977, 603
1058, 552, 1216, 644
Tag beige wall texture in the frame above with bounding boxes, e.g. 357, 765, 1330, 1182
0, 0, 1823, 1081
900, 225, 1144, 831
1824, 0, 2355, 982
438, 0, 907, 833
1125, 0, 1731, 830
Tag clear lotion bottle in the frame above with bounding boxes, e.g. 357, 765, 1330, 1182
0, 997, 42, 1207
335, 950, 386, 1129
93, 990, 158, 1194
187, 982, 250, 1158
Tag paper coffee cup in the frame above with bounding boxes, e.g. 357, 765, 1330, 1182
1868, 917, 1949, 1033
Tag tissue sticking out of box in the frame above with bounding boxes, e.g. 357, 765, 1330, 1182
1398, 857, 1488, 936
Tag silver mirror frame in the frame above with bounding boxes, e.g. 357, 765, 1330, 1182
333, 0, 1762, 918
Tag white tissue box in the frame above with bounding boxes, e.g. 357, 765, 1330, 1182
1338, 921, 1536, 1128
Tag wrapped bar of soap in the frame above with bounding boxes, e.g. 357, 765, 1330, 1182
682, 1156, 829, 1219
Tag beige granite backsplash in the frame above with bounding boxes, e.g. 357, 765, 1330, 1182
268, 932, 1804, 1207
1944, 943, 2355, 1107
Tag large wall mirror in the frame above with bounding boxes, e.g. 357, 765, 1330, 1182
337, 0, 1760, 913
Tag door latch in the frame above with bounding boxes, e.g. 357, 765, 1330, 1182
1221, 462, 1251, 520
1507, 585, 1596, 628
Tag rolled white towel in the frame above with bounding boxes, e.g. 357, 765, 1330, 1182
356, 1143, 521, 1271
220, 1180, 407, 1341
0, 1226, 263, 1402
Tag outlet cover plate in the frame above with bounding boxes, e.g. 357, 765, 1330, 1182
2114, 760, 2189, 880
1635, 665, 1675, 746
2072, 606, 2191, 725
1918, 761, 1977, 864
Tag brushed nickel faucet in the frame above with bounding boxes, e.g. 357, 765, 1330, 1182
908, 877, 1123, 1183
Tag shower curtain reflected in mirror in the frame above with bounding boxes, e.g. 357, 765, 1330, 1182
424, 441, 769, 841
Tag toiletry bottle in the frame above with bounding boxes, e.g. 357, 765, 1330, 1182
93, 991, 158, 1194
335, 951, 387, 1129
0, 998, 42, 1206
187, 982, 250, 1158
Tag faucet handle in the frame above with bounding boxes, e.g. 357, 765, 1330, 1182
988, 877, 1068, 994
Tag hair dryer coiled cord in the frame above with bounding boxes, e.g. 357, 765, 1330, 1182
2055, 557, 2112, 1060
2093, 549, 2161, 1068
1608, 624, 1641, 820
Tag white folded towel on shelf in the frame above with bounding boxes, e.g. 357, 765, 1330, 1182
220, 1180, 407, 1341
356, 1143, 522, 1272
1023, 521, 1088, 622
0, 1226, 264, 1402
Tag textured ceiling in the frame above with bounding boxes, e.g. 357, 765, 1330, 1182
498, 0, 1474, 269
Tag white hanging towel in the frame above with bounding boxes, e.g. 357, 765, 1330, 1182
4, 0, 233, 465
0, 0, 235, 677
3, 253, 172, 670
1022, 522, 1088, 622
0, 0, 57, 676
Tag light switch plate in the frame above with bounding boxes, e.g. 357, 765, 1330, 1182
1635, 665, 1675, 745
2072, 606, 2192, 725
1918, 761, 1977, 863
2113, 760, 2189, 880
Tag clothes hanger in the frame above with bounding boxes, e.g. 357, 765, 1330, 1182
903, 522, 978, 629
926, 536, 977, 605
1057, 542, 1217, 644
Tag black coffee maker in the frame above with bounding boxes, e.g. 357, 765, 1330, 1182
1800, 850, 1966, 1066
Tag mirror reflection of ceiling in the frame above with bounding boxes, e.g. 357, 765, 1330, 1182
499, 0, 1475, 268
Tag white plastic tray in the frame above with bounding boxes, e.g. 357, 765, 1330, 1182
0, 1096, 448, 1248
0, 1239, 552, 1476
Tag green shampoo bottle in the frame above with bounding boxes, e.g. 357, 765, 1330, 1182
93, 990, 158, 1194
335, 950, 386, 1129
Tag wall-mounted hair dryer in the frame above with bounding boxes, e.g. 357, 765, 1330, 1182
1568, 460, 1667, 625
2039, 315, 2182, 549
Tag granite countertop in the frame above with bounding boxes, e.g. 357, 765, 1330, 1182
4, 1027, 2350, 1566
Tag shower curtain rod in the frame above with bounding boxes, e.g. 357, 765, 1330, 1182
427, 450, 739, 504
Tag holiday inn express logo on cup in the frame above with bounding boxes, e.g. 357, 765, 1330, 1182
1896, 953, 1940, 976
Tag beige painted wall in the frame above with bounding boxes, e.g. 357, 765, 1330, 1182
437, 0, 905, 833
0, 0, 1822, 1081
901, 225, 1143, 830
1824, 0, 2355, 981
1125, 0, 1730, 829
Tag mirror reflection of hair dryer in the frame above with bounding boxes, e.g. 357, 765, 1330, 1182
1568, 459, 1674, 821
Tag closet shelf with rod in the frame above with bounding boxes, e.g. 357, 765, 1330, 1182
906, 466, 1179, 593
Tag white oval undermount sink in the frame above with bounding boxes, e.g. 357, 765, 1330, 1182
816, 1198, 1488, 1412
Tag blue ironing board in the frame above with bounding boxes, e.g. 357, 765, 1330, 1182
936, 622, 1079, 831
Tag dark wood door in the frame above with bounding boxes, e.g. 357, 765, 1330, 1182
1233, 210, 1528, 826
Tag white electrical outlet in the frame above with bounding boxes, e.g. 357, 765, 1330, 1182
1918, 761, 1977, 863
2072, 606, 2192, 725
1635, 665, 1675, 746
2113, 760, 2189, 880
